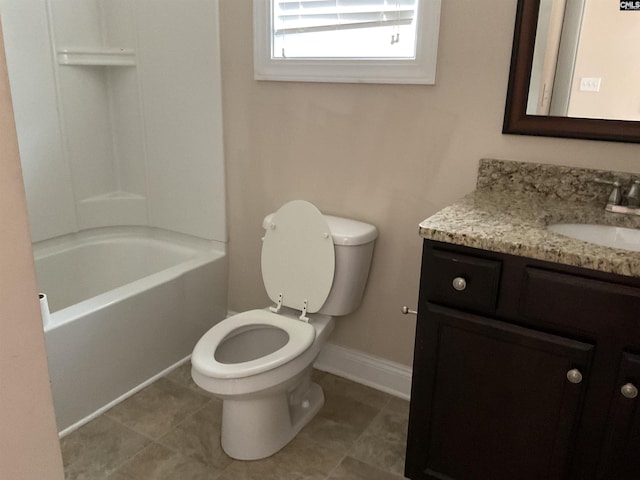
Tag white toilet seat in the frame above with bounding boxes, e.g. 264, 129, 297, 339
192, 309, 315, 380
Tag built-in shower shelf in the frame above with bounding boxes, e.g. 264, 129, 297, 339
81, 191, 146, 203
57, 48, 136, 66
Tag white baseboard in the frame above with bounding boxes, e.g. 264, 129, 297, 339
314, 342, 412, 400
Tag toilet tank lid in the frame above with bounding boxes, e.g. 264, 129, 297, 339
263, 212, 377, 246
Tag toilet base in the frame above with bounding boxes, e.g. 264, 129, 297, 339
220, 380, 325, 460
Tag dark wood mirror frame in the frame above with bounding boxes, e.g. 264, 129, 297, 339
503, 0, 640, 144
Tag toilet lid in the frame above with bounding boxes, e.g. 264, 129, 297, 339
261, 200, 335, 314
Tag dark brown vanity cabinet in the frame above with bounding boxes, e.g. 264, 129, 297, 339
405, 240, 640, 480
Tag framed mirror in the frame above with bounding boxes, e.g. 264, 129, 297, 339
503, 0, 640, 143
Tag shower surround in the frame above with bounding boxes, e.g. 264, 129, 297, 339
1, 0, 227, 433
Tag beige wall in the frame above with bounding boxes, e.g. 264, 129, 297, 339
220, 0, 640, 367
0, 24, 64, 480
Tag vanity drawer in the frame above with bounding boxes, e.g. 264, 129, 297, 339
423, 248, 502, 314
520, 267, 640, 335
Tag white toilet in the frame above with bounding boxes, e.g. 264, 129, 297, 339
191, 200, 377, 460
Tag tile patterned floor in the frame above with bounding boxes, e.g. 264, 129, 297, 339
60, 364, 409, 479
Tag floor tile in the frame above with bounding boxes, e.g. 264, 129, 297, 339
319, 373, 393, 410
60, 416, 150, 480
105, 377, 211, 439
327, 456, 407, 480
110, 443, 216, 480
164, 361, 194, 388
62, 368, 410, 480
216, 436, 343, 480
349, 409, 409, 476
105, 472, 130, 480
311, 368, 327, 383
384, 397, 410, 418
158, 401, 230, 471
299, 385, 381, 452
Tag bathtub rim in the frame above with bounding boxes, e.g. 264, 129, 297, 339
33, 225, 223, 258
34, 226, 226, 332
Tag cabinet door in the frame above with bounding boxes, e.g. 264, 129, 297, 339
406, 304, 593, 480
597, 352, 640, 480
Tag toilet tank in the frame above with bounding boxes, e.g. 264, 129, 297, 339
262, 212, 377, 316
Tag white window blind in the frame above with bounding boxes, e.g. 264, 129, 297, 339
273, 0, 417, 35
272, 0, 419, 59
253, 0, 442, 84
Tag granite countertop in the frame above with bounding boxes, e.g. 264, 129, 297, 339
419, 159, 640, 278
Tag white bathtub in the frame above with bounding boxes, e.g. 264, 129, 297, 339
33, 227, 227, 435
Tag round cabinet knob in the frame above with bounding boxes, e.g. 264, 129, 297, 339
621, 383, 638, 399
566, 369, 583, 384
452, 277, 467, 291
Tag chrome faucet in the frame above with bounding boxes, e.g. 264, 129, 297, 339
594, 178, 623, 206
595, 178, 640, 215
627, 180, 640, 208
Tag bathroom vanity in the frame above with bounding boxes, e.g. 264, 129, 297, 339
405, 160, 640, 480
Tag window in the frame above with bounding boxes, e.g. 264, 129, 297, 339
253, 0, 442, 84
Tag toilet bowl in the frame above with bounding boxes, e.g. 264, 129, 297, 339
192, 309, 334, 460
191, 200, 377, 460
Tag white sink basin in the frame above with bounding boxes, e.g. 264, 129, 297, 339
547, 223, 640, 252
